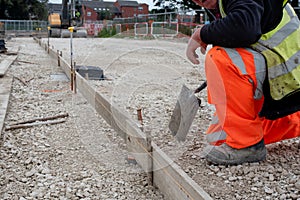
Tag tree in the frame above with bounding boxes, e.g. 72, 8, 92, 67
152, 0, 206, 23
29, 0, 48, 20
152, 0, 177, 12
0, 0, 13, 19
0, 0, 48, 20
153, 0, 201, 11
98, 10, 112, 21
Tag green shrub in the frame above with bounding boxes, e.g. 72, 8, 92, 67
178, 25, 192, 36
98, 26, 117, 38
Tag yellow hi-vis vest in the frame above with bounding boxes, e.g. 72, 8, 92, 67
219, 0, 300, 100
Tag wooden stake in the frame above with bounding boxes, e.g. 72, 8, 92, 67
71, 65, 74, 91
137, 108, 143, 125
57, 50, 60, 66
5, 119, 66, 131
13, 76, 27, 86
73, 62, 77, 93
144, 126, 153, 186
8, 113, 69, 126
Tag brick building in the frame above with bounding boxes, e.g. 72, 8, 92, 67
81, 1, 115, 21
113, 1, 148, 18
81, 0, 149, 22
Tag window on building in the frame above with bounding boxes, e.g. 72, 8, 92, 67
87, 12, 91, 16
138, 6, 143, 10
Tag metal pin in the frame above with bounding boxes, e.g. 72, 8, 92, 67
137, 108, 143, 125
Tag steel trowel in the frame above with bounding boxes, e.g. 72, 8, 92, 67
169, 81, 207, 142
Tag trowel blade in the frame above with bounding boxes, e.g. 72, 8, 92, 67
169, 84, 200, 142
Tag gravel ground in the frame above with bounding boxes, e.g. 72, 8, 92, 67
45, 36, 300, 200
1, 36, 299, 200
0, 38, 165, 200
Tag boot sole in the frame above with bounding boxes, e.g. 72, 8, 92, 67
205, 149, 267, 165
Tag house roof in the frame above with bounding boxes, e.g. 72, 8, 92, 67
118, 0, 139, 7
81, 1, 114, 9
111, 6, 121, 14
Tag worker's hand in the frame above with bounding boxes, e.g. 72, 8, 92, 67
186, 27, 207, 65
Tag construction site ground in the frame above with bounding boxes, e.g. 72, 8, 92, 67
0, 36, 299, 199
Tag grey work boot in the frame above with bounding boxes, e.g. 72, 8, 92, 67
202, 139, 267, 165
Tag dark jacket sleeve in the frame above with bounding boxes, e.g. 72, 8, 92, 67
200, 0, 264, 47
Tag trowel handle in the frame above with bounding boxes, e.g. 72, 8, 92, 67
194, 81, 207, 93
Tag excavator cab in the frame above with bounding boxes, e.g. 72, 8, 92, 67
48, 13, 61, 28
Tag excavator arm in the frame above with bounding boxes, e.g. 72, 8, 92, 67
48, 0, 87, 37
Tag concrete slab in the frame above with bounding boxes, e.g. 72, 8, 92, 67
50, 73, 69, 81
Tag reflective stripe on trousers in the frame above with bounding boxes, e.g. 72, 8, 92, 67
205, 46, 300, 148
206, 113, 226, 146
205, 47, 266, 148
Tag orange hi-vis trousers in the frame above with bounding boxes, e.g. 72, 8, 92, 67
205, 46, 300, 149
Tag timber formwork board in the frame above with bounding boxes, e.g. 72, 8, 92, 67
35, 38, 213, 200
0, 55, 17, 77
0, 77, 13, 135
0, 44, 17, 135
0, 44, 16, 134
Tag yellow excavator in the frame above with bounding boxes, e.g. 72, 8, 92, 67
48, 0, 87, 37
